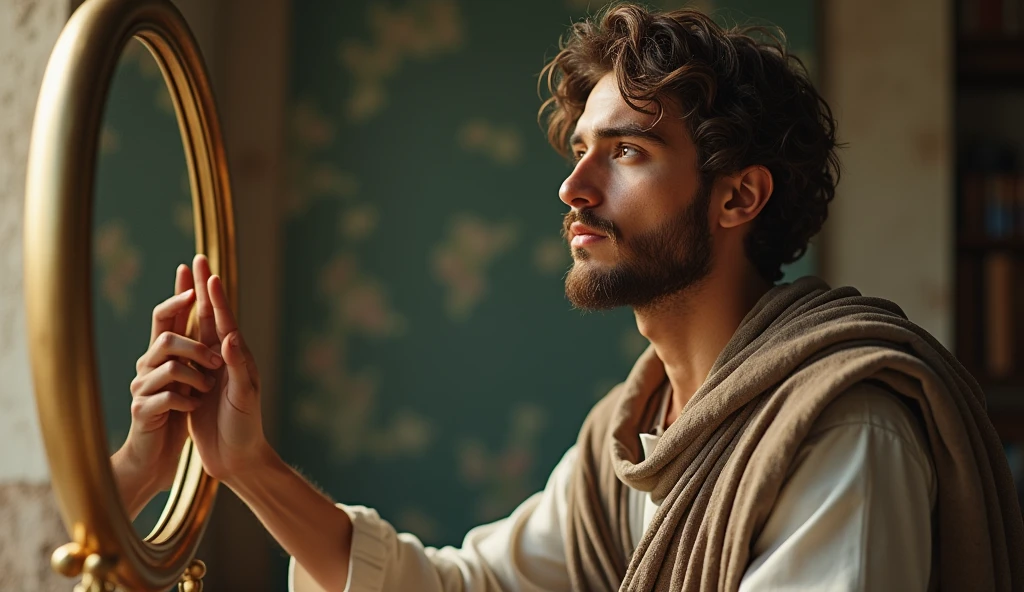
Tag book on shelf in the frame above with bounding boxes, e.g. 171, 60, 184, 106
957, 139, 1023, 384
961, 0, 1024, 37
959, 141, 1024, 241
958, 251, 1020, 382
984, 251, 1015, 378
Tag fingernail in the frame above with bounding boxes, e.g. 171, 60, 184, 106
181, 289, 194, 299
231, 334, 240, 348
210, 353, 223, 368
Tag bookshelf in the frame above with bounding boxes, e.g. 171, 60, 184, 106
955, 1, 1024, 445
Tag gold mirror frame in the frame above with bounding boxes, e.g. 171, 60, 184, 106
23, 0, 236, 589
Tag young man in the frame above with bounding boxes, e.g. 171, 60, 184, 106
113, 4, 1024, 591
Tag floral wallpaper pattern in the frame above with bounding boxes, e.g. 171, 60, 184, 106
278, 1, 817, 585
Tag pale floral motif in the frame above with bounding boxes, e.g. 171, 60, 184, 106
309, 165, 359, 197
533, 237, 570, 275
458, 119, 523, 166
287, 161, 359, 215
339, 0, 463, 122
94, 220, 142, 316
320, 253, 404, 337
286, 102, 360, 216
292, 248, 425, 460
371, 410, 433, 458
343, 280, 404, 336
340, 204, 378, 241
457, 403, 548, 522
295, 333, 432, 461
432, 215, 518, 321
292, 100, 336, 149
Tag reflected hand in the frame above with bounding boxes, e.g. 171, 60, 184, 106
112, 264, 224, 514
185, 254, 269, 485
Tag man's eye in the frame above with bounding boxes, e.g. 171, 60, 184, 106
618, 145, 640, 158
573, 150, 586, 162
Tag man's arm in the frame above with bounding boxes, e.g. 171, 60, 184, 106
740, 382, 936, 591
226, 445, 354, 589
284, 447, 578, 592
116, 257, 576, 592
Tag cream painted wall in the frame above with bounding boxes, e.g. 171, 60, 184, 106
0, 1, 78, 589
0, 0, 67, 486
820, 0, 954, 347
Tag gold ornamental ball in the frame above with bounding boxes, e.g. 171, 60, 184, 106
51, 542, 87, 577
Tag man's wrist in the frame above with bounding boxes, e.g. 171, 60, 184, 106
221, 440, 284, 494
111, 445, 160, 516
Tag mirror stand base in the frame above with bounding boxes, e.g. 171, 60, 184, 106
51, 542, 118, 591
52, 542, 206, 591
178, 558, 207, 592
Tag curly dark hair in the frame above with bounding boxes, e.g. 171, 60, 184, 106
539, 3, 840, 283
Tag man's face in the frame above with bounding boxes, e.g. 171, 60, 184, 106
560, 72, 713, 311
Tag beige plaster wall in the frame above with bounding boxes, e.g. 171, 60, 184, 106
820, 0, 955, 347
0, 1, 77, 590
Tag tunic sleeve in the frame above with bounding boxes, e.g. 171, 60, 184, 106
740, 382, 936, 591
290, 446, 578, 592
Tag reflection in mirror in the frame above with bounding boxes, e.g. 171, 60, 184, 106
93, 39, 195, 538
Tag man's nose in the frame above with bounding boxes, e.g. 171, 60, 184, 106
558, 158, 603, 209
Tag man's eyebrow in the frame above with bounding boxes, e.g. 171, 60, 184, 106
568, 124, 668, 148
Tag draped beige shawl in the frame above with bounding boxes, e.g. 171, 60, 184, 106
565, 277, 1024, 591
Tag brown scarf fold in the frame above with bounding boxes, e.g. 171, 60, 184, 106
565, 277, 1024, 591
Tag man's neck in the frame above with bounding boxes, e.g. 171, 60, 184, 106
635, 267, 772, 428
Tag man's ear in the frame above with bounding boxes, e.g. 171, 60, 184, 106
716, 165, 773, 229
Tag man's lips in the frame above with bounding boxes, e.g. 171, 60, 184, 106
569, 222, 607, 248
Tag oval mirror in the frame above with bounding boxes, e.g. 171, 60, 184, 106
23, 0, 236, 590
95, 37, 196, 541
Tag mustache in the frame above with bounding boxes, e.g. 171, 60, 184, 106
562, 209, 619, 242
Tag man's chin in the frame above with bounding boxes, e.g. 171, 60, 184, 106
564, 265, 627, 310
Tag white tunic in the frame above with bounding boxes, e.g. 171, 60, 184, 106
290, 381, 936, 591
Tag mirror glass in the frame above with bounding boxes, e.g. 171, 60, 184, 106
93, 38, 196, 538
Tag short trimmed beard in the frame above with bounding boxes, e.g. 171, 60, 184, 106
563, 181, 713, 310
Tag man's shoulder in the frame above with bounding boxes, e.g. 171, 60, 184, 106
807, 380, 933, 473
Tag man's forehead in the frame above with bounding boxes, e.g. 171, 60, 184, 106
572, 73, 678, 140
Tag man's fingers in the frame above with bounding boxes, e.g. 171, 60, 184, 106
192, 254, 217, 345
172, 264, 195, 336
138, 332, 224, 373
130, 391, 201, 426
150, 289, 196, 345
207, 275, 238, 341
221, 331, 259, 396
131, 359, 216, 397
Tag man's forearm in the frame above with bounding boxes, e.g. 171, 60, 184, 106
226, 445, 353, 590
111, 448, 159, 520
